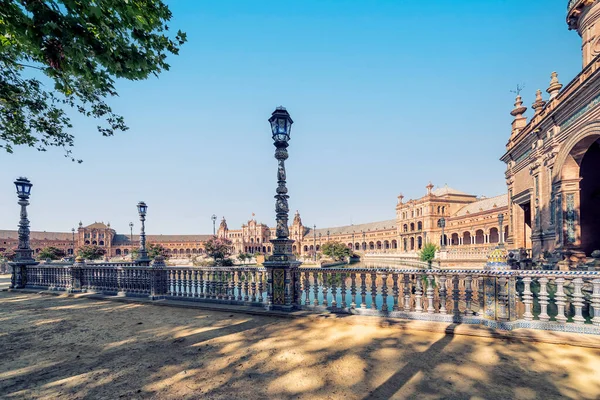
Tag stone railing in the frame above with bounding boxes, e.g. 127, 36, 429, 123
10, 260, 600, 334
166, 267, 267, 306
363, 253, 435, 269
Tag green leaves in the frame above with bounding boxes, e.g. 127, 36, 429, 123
419, 243, 438, 265
0, 0, 186, 161
321, 241, 352, 261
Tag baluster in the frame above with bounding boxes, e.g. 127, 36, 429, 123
452, 274, 460, 316
439, 274, 447, 314
464, 274, 473, 315
174, 270, 180, 296
230, 271, 237, 300
198, 270, 204, 298
381, 273, 388, 312
350, 272, 357, 309
304, 271, 310, 306
243, 271, 250, 301
403, 274, 411, 311
592, 279, 600, 326
258, 271, 264, 303
572, 278, 585, 324
187, 270, 193, 297
313, 271, 319, 306
392, 272, 399, 311
192, 270, 198, 298
538, 277, 550, 321
370, 272, 377, 310
522, 276, 534, 321
414, 274, 423, 313
340, 272, 347, 309
215, 270, 221, 300
426, 273, 434, 314
555, 277, 568, 323
322, 272, 329, 307
360, 273, 367, 309
477, 275, 484, 314
331, 272, 338, 308
236, 270, 243, 301
251, 271, 257, 302
211, 270, 218, 299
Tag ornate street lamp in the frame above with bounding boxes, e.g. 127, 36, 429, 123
313, 224, 317, 262
211, 214, 217, 236
263, 106, 300, 310
438, 217, 446, 249
10, 177, 38, 288
129, 222, 134, 260
136, 201, 150, 263
498, 213, 505, 248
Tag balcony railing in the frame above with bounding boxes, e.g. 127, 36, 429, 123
11, 260, 600, 334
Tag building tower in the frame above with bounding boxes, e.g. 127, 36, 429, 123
567, 0, 600, 67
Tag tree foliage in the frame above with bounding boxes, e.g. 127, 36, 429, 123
321, 241, 352, 261
1, 247, 16, 261
37, 246, 65, 260
77, 244, 105, 260
131, 242, 169, 260
419, 242, 438, 266
0, 0, 186, 161
204, 236, 233, 264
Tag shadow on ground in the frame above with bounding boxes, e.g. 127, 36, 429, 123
0, 291, 599, 399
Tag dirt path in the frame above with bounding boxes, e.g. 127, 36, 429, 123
1, 291, 599, 399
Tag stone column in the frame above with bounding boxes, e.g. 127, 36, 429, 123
149, 256, 168, 300
68, 257, 85, 293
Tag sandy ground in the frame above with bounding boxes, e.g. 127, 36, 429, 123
1, 292, 600, 400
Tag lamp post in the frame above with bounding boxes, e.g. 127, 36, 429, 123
438, 217, 446, 249
352, 230, 355, 251
263, 106, 300, 310
129, 222, 134, 260
10, 177, 38, 288
313, 225, 317, 262
136, 202, 149, 263
211, 214, 217, 236
327, 230, 330, 242
71, 228, 75, 258
498, 213, 505, 248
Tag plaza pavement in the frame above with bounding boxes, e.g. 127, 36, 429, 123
1, 291, 599, 399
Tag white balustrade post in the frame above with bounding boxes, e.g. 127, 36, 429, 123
572, 278, 585, 324
555, 277, 568, 323
381, 272, 389, 312
403, 274, 411, 311
538, 277, 550, 321
522, 276, 534, 321
392, 272, 399, 311
426, 273, 435, 314
438, 274, 447, 314
592, 278, 600, 326
414, 274, 423, 313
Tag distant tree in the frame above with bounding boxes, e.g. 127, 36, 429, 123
237, 253, 247, 265
130, 243, 169, 260
1, 248, 17, 261
419, 243, 438, 267
321, 241, 352, 261
77, 245, 105, 260
1, 0, 187, 161
204, 236, 233, 265
37, 246, 66, 260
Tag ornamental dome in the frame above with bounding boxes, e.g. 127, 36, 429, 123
486, 248, 509, 270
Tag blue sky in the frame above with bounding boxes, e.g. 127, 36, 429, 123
0, 0, 582, 235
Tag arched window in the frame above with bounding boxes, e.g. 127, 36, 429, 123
85, 240, 90, 245
115, 249, 121, 255
410, 223, 415, 231
392, 240, 397, 249
417, 236, 423, 250
369, 241, 375, 250
410, 237, 415, 250
92, 241, 97, 245
124, 249, 129, 255
417, 221, 422, 230
99, 240, 104, 246
403, 224, 408, 232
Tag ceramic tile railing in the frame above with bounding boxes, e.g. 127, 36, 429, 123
12, 261, 600, 333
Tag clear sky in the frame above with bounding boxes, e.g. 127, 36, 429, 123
0, 0, 583, 235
